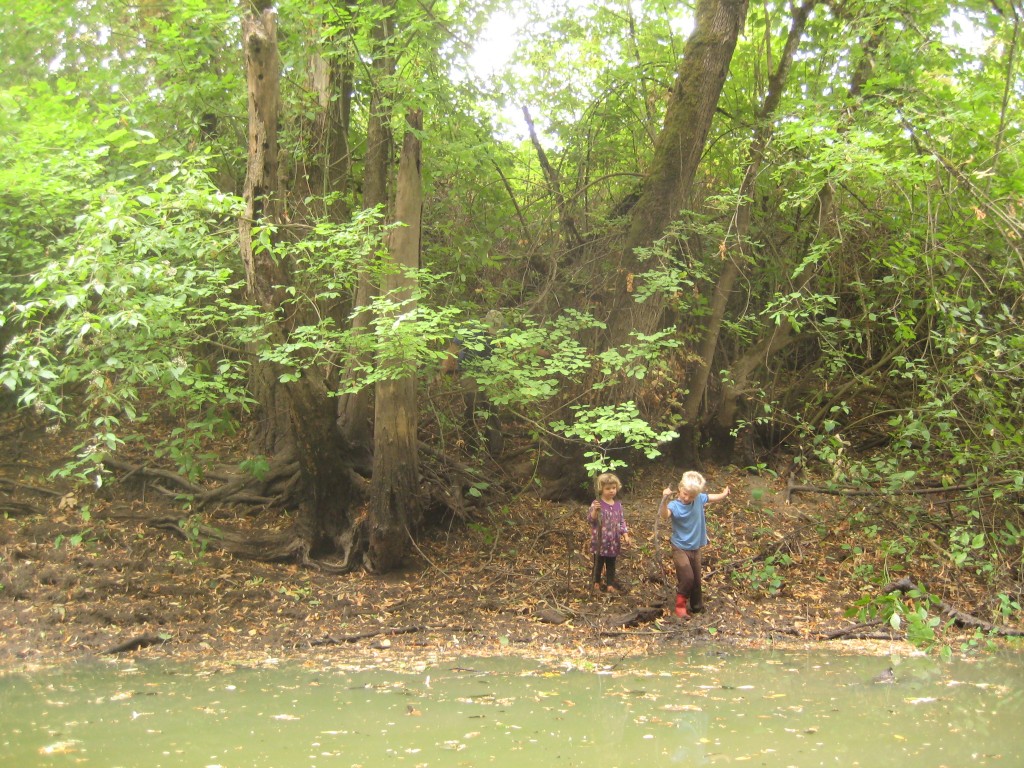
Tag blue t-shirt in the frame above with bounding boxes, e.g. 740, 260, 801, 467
668, 493, 709, 550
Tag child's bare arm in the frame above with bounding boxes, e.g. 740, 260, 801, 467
707, 486, 731, 503
660, 487, 673, 518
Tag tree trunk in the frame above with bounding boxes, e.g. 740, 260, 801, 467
239, 8, 293, 457
542, 0, 748, 499
675, 0, 816, 465
368, 110, 423, 572
239, 7, 364, 566
340, 0, 396, 467
287, 374, 362, 562
691, 13, 886, 464
605, 0, 749, 353
295, 52, 353, 223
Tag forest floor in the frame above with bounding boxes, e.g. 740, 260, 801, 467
1, 412, 1021, 674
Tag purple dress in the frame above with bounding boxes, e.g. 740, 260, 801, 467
590, 499, 628, 557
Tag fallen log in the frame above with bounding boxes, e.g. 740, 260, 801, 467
100, 633, 170, 655
785, 473, 1015, 504
309, 625, 425, 646
882, 577, 1024, 637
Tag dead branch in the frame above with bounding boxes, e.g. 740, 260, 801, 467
0, 496, 44, 516
784, 472, 1014, 504
884, 577, 1024, 637
309, 625, 425, 646
100, 633, 170, 655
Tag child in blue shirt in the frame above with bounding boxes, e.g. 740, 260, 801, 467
660, 471, 730, 617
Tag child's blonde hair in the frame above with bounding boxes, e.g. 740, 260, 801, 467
679, 471, 706, 495
595, 472, 622, 494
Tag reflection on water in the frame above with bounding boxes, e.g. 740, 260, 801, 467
1, 648, 1022, 767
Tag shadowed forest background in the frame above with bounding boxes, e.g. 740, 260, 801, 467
0, 0, 1022, 657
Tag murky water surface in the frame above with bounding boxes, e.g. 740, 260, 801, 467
2, 648, 1022, 767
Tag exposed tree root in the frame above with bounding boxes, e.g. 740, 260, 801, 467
98, 442, 488, 576
105, 443, 476, 526
103, 455, 292, 508
0, 496, 44, 517
0, 478, 63, 499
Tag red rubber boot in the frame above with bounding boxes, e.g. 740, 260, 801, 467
675, 594, 688, 618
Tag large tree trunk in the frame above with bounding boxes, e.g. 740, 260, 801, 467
340, 0, 395, 468
367, 111, 423, 572
689, 10, 885, 465
239, 8, 292, 457
239, 7, 363, 566
287, 374, 362, 562
540, 0, 748, 498
675, 0, 816, 465
605, 0, 749, 351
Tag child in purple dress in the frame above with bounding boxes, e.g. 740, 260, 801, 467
588, 473, 631, 593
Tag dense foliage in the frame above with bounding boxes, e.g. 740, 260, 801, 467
1, 0, 1021, 624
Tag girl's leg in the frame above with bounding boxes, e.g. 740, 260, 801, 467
592, 555, 604, 589
605, 557, 618, 591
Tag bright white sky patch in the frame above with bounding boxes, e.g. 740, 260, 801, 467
469, 10, 522, 77
942, 9, 989, 54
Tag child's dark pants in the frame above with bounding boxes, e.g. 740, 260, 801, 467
671, 547, 703, 612
592, 555, 617, 587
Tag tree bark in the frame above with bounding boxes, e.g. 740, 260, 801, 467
605, 0, 749, 352
541, 0, 748, 499
238, 9, 293, 456
676, 0, 817, 465
340, 0, 396, 465
368, 110, 423, 572
239, 7, 363, 566
296, 52, 353, 222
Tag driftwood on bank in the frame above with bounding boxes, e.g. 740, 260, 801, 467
99, 633, 170, 655
309, 625, 425, 646
785, 473, 1015, 504
826, 578, 1024, 641
883, 577, 1024, 637
821, 618, 892, 640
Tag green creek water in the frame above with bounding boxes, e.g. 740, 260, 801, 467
1, 648, 1021, 767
